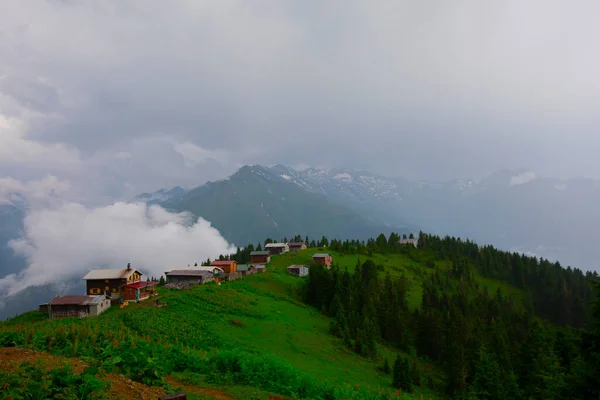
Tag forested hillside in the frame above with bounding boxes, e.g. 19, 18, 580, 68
0, 233, 598, 399
304, 233, 599, 399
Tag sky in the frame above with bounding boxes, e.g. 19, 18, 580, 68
1, 0, 600, 202
1, 0, 600, 300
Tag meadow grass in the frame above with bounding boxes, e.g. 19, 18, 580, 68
3, 247, 528, 399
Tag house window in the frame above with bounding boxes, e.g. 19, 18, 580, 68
105, 286, 109, 292
112, 287, 119, 293
105, 280, 109, 283
90, 288, 101, 295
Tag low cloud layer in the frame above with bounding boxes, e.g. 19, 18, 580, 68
0, 179, 236, 297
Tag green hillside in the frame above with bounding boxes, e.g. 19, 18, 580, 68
161, 166, 405, 245
0, 249, 443, 400
0, 235, 598, 399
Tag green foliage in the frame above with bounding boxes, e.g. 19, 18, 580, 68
0, 362, 106, 399
382, 358, 391, 375
99, 339, 167, 386
392, 355, 412, 392
205, 349, 402, 400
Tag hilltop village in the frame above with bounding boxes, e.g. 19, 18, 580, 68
38, 241, 335, 320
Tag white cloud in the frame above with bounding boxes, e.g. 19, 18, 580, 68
0, 201, 235, 297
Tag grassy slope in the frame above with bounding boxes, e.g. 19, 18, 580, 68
0, 248, 528, 399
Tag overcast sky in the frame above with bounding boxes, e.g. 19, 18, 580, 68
1, 0, 600, 200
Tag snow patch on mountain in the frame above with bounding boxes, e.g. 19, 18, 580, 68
334, 173, 352, 180
509, 172, 537, 186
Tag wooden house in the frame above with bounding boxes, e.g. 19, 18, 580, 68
288, 242, 307, 252
312, 253, 333, 268
253, 264, 266, 273
165, 269, 215, 285
399, 238, 418, 248
211, 260, 238, 273
123, 281, 158, 302
287, 265, 309, 277
82, 264, 157, 302
265, 243, 289, 255
45, 295, 110, 319
82, 263, 143, 298
237, 264, 257, 275
250, 251, 271, 264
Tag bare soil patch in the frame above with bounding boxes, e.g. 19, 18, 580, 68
0, 347, 166, 399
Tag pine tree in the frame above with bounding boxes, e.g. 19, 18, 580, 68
392, 355, 412, 391
382, 358, 391, 375
392, 354, 402, 388
158, 275, 165, 285
410, 357, 421, 386
469, 345, 502, 400
581, 279, 600, 397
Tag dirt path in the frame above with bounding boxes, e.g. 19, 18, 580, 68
166, 376, 236, 400
0, 347, 165, 399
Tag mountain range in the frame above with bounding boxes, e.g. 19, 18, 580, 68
1, 164, 599, 320
139, 165, 600, 271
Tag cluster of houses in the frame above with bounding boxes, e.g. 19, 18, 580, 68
39, 242, 333, 320
40, 263, 158, 319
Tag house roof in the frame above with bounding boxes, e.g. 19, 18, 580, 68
399, 238, 418, 243
211, 260, 236, 266
253, 264, 266, 269
288, 242, 305, 246
165, 270, 214, 277
287, 265, 308, 270
48, 295, 106, 306
265, 243, 287, 248
237, 264, 249, 272
312, 253, 331, 258
124, 281, 158, 289
82, 268, 139, 280
165, 266, 223, 273
250, 251, 270, 256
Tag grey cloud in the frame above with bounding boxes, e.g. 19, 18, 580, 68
0, 0, 599, 191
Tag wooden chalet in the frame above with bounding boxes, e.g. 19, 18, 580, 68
43, 295, 111, 319
250, 251, 271, 264
252, 264, 266, 273
287, 265, 309, 277
211, 260, 238, 273
165, 268, 215, 285
312, 253, 333, 268
399, 238, 418, 248
237, 264, 256, 275
288, 242, 307, 252
82, 263, 157, 302
265, 243, 289, 255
